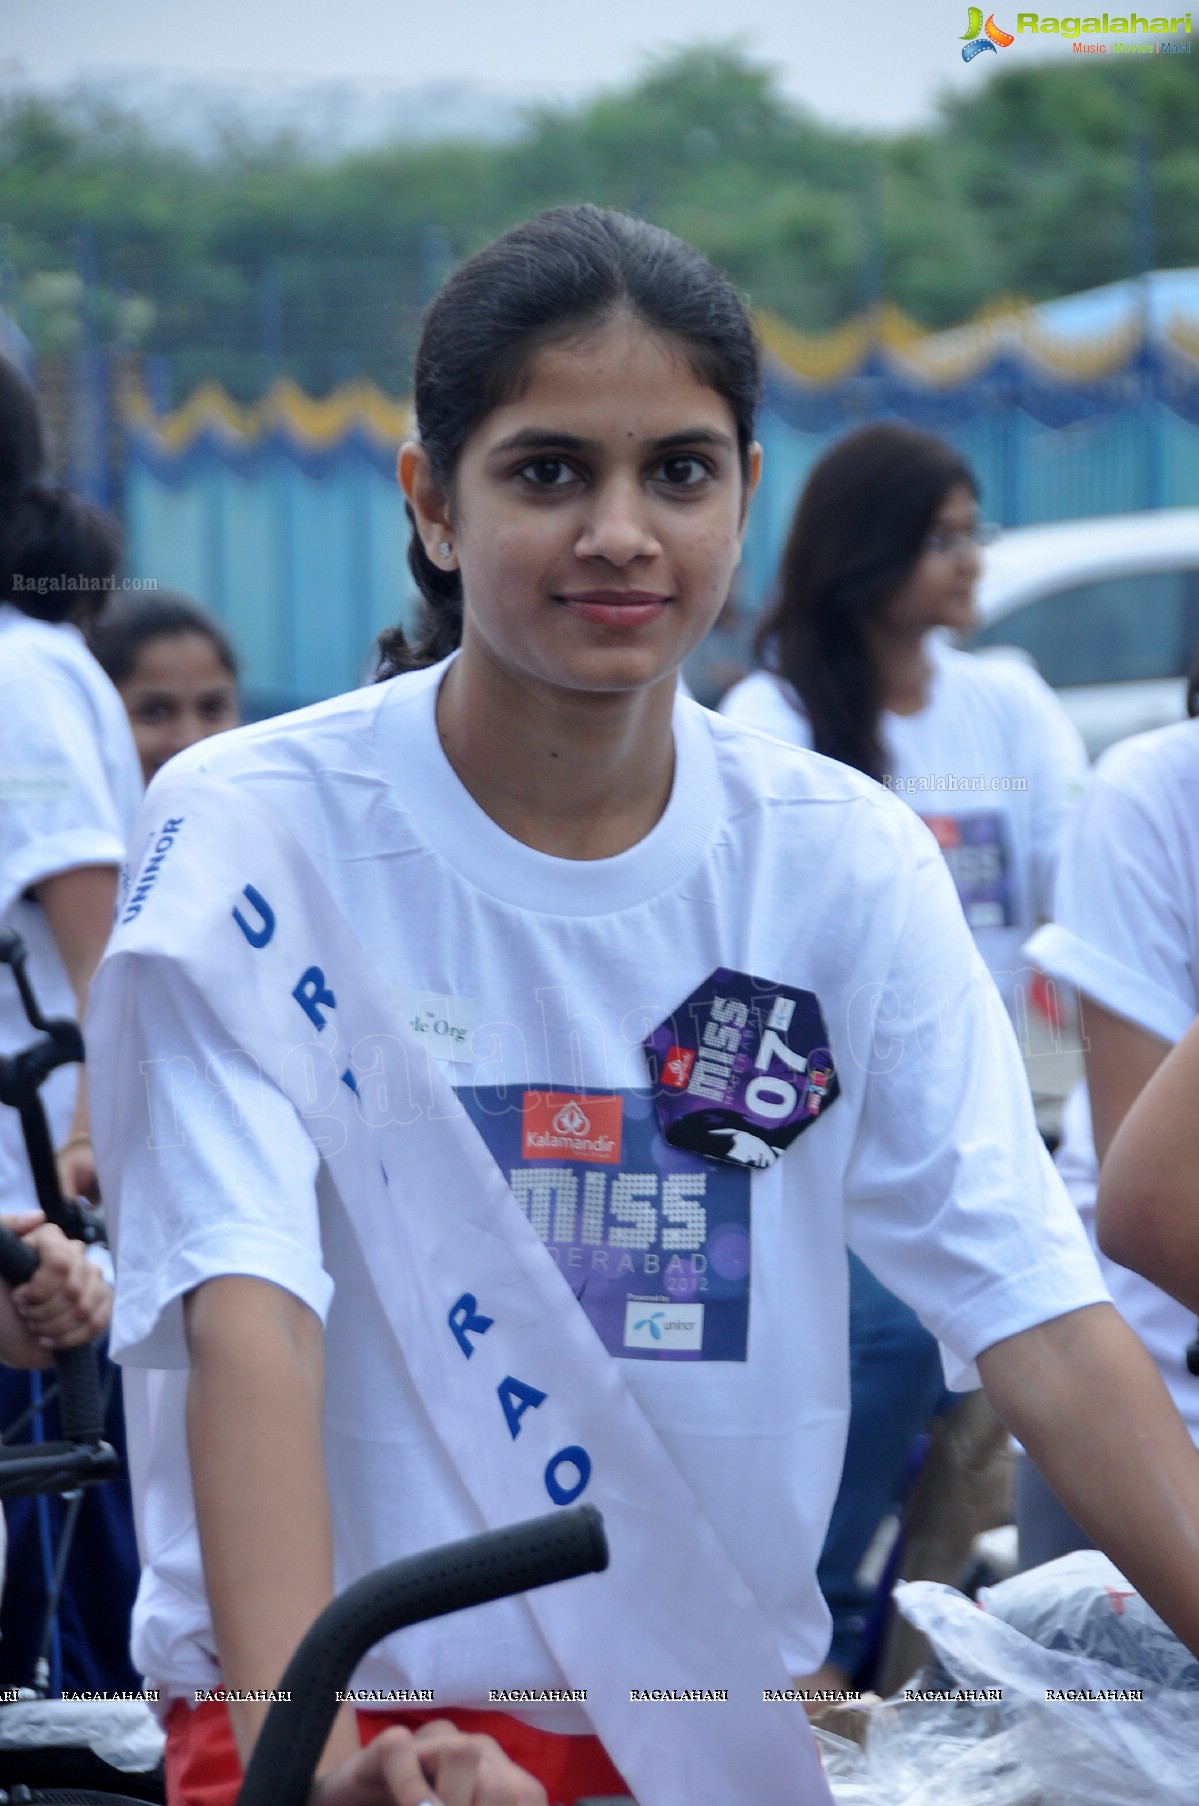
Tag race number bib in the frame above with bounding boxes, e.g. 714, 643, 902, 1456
644, 967, 839, 1170
922, 812, 1014, 930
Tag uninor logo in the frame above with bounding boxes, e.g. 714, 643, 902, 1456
962, 7, 1015, 55
553, 1100, 590, 1137
624, 1300, 704, 1352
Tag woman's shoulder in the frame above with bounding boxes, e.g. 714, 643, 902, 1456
172, 665, 438, 787
934, 639, 1066, 719
698, 696, 921, 835
1091, 715, 1199, 808
715, 668, 810, 747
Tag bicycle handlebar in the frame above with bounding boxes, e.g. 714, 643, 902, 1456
237, 1504, 610, 1806
0, 1221, 116, 1497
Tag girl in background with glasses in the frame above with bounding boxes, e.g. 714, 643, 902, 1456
721, 422, 1089, 1695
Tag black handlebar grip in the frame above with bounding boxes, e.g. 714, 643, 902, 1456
54, 1341, 107, 1444
0, 1223, 105, 1444
237, 1503, 609, 1806
0, 1221, 37, 1287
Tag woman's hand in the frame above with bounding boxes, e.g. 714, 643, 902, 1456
309, 1720, 548, 1806
0, 1211, 111, 1365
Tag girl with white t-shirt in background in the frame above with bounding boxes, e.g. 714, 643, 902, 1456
88, 208, 1199, 1806
719, 424, 1089, 1689
0, 358, 137, 1682
0, 360, 143, 1217
1026, 713, 1199, 1562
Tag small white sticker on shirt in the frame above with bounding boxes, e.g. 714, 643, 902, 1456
392, 989, 479, 1063
0, 769, 73, 801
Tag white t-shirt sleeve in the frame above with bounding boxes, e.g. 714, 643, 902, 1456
92, 954, 329, 1370
0, 665, 127, 914
1026, 746, 1196, 1044
843, 833, 1109, 1389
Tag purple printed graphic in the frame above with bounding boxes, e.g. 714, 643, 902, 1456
644, 969, 840, 1169
922, 811, 1014, 930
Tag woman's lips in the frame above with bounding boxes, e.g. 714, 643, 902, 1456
557, 590, 671, 629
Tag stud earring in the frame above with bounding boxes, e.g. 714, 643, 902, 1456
438, 540, 453, 561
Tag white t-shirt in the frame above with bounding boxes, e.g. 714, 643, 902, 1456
719, 640, 1088, 1016
1027, 716, 1199, 1443
101, 661, 1107, 1720
0, 604, 141, 1210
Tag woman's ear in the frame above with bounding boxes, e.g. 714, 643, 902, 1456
739, 442, 763, 531
398, 443, 456, 570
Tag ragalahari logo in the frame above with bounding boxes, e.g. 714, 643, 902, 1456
962, 7, 1017, 55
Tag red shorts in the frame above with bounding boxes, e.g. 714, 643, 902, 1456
165, 1696, 629, 1806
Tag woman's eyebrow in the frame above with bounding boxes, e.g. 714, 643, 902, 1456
486, 426, 737, 456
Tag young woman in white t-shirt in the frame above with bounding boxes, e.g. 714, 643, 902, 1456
91, 209, 1199, 1806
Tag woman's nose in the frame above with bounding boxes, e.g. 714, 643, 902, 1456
574, 478, 659, 565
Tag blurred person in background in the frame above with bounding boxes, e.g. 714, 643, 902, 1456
720, 422, 1088, 1692
1026, 684, 1199, 1567
87, 592, 241, 784
0, 355, 142, 1689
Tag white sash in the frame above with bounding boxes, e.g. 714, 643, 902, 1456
94, 773, 830, 1806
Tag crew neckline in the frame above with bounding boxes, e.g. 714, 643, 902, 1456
373, 658, 719, 917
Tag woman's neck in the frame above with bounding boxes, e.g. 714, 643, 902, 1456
434, 650, 678, 860
867, 626, 935, 718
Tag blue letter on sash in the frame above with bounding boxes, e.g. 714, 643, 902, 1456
232, 885, 275, 948
498, 1375, 547, 1440
545, 1445, 591, 1506
293, 967, 336, 1030
448, 1293, 494, 1358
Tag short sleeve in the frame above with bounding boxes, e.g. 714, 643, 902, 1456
0, 665, 126, 914
88, 952, 330, 1369
1025, 749, 1197, 1044
843, 842, 1108, 1388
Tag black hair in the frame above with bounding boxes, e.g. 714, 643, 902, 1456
0, 484, 124, 626
376, 203, 761, 678
0, 357, 124, 626
0, 357, 46, 503
86, 591, 239, 686
754, 423, 976, 782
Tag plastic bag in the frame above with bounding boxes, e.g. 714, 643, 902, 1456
0, 1697, 164, 1772
892, 1572, 1199, 1805
815, 1705, 1056, 1805
977, 1549, 1199, 1690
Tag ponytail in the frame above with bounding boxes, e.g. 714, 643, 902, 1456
375, 503, 464, 678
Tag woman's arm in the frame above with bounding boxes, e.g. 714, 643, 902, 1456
1096, 1013, 1199, 1312
979, 1302, 1199, 1655
1080, 993, 1170, 1164
184, 1277, 551, 1804
36, 862, 120, 1199
184, 1274, 362, 1777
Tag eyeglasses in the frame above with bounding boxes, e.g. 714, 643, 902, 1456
922, 522, 1001, 557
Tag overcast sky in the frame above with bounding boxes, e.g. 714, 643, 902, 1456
1, 0, 1075, 132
